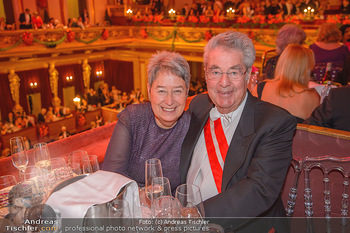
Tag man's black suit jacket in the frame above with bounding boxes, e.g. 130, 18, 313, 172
181, 92, 296, 232
304, 86, 350, 132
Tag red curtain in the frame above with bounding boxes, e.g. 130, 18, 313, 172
0, 73, 14, 121
104, 60, 134, 92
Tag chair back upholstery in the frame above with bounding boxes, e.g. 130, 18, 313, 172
282, 124, 350, 217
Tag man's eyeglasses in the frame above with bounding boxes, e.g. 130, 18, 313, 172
206, 68, 248, 81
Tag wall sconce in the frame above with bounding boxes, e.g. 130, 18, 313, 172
96, 71, 103, 78
66, 76, 73, 82
126, 9, 133, 18
30, 82, 38, 88
168, 9, 176, 20
227, 7, 235, 20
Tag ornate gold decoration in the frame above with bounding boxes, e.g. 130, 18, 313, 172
82, 59, 91, 92
8, 69, 20, 105
49, 63, 59, 97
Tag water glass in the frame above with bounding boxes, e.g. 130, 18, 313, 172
175, 184, 205, 218
82, 155, 100, 173
68, 150, 88, 169
69, 163, 82, 176
152, 196, 180, 218
0, 175, 17, 217
145, 158, 163, 200
108, 199, 131, 218
50, 158, 72, 182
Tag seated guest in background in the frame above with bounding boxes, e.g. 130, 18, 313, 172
6, 112, 15, 125
263, 24, 306, 80
310, 23, 350, 82
87, 88, 99, 107
32, 11, 44, 29
58, 126, 71, 140
37, 108, 47, 124
340, 24, 350, 51
103, 51, 191, 192
340, 0, 350, 14
181, 31, 296, 232
253, 44, 320, 123
304, 86, 350, 132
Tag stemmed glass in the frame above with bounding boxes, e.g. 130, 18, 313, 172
145, 158, 163, 201
33, 142, 51, 174
10, 136, 29, 183
150, 177, 171, 201
175, 184, 205, 218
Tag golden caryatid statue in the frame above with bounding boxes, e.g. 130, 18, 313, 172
82, 59, 91, 91
49, 63, 59, 97
8, 69, 20, 105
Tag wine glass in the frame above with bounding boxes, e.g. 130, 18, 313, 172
175, 184, 205, 218
10, 136, 29, 183
0, 175, 17, 217
145, 158, 163, 200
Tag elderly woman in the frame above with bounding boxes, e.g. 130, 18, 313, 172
102, 51, 191, 191
310, 23, 350, 83
263, 24, 306, 80
253, 44, 320, 123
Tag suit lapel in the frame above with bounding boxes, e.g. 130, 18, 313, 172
221, 92, 257, 191
180, 95, 213, 183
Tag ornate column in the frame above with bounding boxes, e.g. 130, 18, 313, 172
82, 59, 91, 93
49, 63, 61, 107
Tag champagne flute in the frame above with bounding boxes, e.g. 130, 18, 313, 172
175, 184, 205, 218
10, 136, 29, 183
33, 142, 51, 173
145, 158, 163, 200
150, 177, 171, 201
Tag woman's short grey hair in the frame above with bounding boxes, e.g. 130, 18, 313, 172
147, 51, 191, 89
276, 24, 306, 54
203, 31, 256, 80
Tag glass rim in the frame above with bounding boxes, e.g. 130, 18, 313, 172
10, 136, 24, 141
33, 142, 48, 148
145, 158, 161, 165
0, 175, 17, 184
175, 183, 201, 195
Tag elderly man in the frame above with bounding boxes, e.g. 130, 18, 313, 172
180, 31, 296, 232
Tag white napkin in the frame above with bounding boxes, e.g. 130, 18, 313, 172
46, 170, 141, 218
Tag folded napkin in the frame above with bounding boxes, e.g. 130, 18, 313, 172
46, 170, 141, 218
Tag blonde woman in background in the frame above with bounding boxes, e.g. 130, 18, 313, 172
252, 44, 320, 123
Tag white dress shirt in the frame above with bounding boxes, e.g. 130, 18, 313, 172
187, 93, 248, 201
